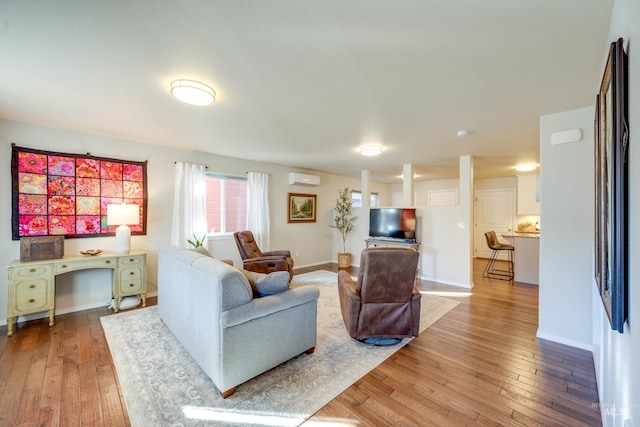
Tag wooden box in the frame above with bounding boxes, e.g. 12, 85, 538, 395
20, 236, 65, 262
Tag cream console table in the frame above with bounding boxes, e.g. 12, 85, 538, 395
6, 251, 146, 336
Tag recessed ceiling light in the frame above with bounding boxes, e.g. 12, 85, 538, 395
170, 79, 215, 105
360, 145, 382, 156
515, 163, 537, 172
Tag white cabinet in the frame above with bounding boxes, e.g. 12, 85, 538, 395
517, 174, 540, 215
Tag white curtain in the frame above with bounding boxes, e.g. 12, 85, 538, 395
247, 172, 270, 250
171, 162, 208, 248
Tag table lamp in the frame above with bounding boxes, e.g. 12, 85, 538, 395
107, 203, 140, 254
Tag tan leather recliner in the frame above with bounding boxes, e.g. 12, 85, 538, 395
338, 247, 421, 341
233, 230, 294, 280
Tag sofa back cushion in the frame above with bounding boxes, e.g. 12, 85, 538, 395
163, 246, 253, 311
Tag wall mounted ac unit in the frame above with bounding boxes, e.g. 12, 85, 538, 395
288, 172, 320, 186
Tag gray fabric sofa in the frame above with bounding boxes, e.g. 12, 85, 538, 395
158, 245, 320, 397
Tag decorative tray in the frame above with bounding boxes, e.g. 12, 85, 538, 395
80, 249, 103, 256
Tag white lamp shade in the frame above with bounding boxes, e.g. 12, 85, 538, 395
107, 204, 140, 254
107, 204, 140, 226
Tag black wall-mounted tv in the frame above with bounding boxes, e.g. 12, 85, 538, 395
369, 208, 417, 240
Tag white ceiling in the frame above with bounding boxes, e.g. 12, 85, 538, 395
0, 1, 613, 183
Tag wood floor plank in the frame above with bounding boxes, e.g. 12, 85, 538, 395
59, 353, 81, 426
1, 339, 35, 425
99, 383, 128, 427
78, 360, 103, 424
15, 355, 46, 425
380, 361, 482, 424
39, 359, 64, 410
35, 404, 60, 427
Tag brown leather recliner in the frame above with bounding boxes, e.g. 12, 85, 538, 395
338, 247, 421, 341
233, 230, 294, 280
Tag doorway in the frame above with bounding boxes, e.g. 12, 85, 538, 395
474, 189, 515, 259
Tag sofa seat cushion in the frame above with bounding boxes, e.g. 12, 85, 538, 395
241, 270, 290, 297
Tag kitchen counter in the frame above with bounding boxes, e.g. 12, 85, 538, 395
502, 233, 539, 285
502, 232, 540, 239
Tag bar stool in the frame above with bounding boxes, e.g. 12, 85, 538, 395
482, 231, 514, 281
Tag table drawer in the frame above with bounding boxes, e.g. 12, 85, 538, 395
119, 278, 143, 294
14, 279, 49, 312
120, 255, 145, 267
120, 267, 142, 281
12, 265, 52, 279
55, 258, 115, 273
119, 267, 143, 294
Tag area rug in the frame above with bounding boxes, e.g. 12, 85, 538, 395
101, 270, 459, 426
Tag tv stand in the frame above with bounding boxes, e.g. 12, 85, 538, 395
365, 238, 420, 251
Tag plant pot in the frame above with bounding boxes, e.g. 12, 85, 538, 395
337, 253, 352, 269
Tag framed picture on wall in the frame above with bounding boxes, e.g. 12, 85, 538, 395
11, 144, 148, 240
594, 38, 629, 333
288, 193, 317, 223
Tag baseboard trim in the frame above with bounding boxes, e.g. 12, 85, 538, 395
295, 260, 336, 269
536, 330, 593, 352
418, 275, 474, 289
1, 292, 159, 328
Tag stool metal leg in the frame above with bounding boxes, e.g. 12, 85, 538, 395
483, 248, 514, 282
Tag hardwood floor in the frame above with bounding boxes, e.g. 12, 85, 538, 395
0, 259, 601, 426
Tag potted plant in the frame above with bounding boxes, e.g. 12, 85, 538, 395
187, 233, 206, 248
330, 187, 357, 268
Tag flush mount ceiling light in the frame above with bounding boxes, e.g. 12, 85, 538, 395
457, 129, 469, 138
515, 163, 537, 172
170, 79, 215, 105
360, 145, 382, 156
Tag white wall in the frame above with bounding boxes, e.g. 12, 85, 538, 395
0, 119, 381, 325
539, 2, 640, 421
593, 1, 640, 425
379, 156, 474, 288
391, 178, 459, 207
538, 106, 594, 348
475, 176, 517, 192
394, 176, 517, 203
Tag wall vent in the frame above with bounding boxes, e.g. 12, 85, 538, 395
551, 129, 582, 145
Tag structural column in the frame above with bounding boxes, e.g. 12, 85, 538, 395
361, 170, 371, 208
459, 155, 474, 287
402, 163, 414, 206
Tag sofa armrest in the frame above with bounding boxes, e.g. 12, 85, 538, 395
220, 286, 319, 329
337, 270, 361, 337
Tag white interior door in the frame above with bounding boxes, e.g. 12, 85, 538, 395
474, 189, 515, 259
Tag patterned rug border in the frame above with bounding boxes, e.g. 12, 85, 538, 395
101, 270, 459, 426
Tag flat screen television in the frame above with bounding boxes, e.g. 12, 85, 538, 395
369, 208, 417, 240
